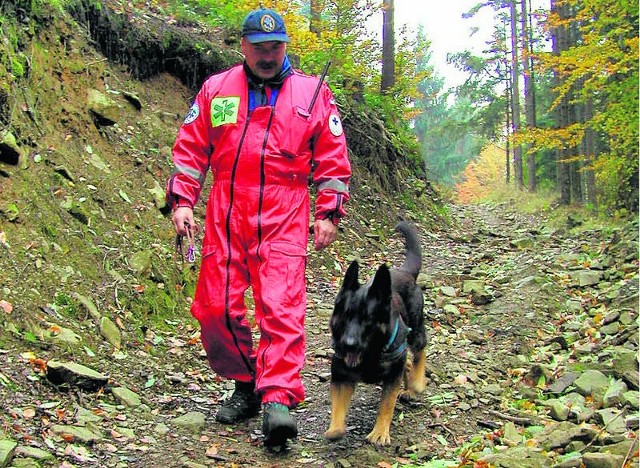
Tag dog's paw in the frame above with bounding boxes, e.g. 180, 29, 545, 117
401, 375, 426, 400
366, 428, 391, 446
399, 389, 421, 402
324, 427, 346, 441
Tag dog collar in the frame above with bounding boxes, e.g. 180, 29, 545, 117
330, 318, 410, 361
383, 319, 400, 352
381, 317, 409, 361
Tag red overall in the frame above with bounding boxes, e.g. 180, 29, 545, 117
166, 64, 351, 406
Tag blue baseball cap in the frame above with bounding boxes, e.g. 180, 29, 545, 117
241, 8, 290, 44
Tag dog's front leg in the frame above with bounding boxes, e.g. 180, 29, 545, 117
366, 378, 402, 446
324, 381, 355, 440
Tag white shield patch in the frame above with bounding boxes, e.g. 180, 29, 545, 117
183, 104, 200, 124
328, 113, 343, 137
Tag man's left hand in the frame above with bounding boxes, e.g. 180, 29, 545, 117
314, 218, 337, 251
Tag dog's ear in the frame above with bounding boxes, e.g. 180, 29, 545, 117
368, 264, 392, 327
341, 260, 360, 291
369, 264, 392, 301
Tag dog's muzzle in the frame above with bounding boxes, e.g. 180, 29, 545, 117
343, 352, 362, 368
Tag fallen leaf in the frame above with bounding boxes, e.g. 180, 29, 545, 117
38, 401, 61, 410
205, 444, 219, 458
119, 190, 132, 203
29, 358, 47, 373
116, 317, 125, 329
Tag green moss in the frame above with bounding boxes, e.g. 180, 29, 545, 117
54, 291, 77, 316
41, 224, 58, 239
10, 56, 25, 78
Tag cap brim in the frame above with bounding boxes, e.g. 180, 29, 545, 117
245, 33, 290, 44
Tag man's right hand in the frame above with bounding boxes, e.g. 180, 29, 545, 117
172, 206, 197, 236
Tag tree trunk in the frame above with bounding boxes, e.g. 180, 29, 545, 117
572, 96, 584, 204
584, 98, 597, 208
567, 4, 582, 205
509, 0, 523, 189
552, 0, 571, 205
520, 0, 537, 192
381, 0, 395, 93
506, 70, 511, 184
310, 0, 322, 37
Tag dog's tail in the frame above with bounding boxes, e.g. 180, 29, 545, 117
395, 221, 422, 279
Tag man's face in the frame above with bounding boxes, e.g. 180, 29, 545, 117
241, 38, 287, 80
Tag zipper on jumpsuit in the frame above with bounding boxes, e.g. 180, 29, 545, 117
222, 101, 277, 383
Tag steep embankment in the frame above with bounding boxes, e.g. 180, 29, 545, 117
0, 0, 436, 347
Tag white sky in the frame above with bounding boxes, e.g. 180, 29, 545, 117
392, 0, 549, 90
394, 0, 496, 89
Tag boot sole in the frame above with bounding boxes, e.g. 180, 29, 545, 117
263, 424, 298, 447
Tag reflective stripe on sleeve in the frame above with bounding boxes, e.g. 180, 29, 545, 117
174, 163, 205, 183
317, 179, 349, 193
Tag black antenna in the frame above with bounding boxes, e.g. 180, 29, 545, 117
307, 60, 332, 114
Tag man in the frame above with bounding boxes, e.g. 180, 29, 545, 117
166, 7, 351, 447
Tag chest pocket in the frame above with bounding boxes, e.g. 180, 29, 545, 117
275, 106, 314, 159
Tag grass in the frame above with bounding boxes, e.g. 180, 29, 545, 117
473, 184, 637, 235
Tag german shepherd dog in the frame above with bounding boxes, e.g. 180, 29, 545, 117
324, 222, 427, 446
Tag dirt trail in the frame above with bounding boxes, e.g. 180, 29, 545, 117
145, 201, 558, 466
2, 202, 637, 467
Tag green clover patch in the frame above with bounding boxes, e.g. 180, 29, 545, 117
211, 97, 240, 127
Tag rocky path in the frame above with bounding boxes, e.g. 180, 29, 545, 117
1, 203, 638, 467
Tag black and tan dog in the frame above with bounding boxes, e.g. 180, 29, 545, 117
324, 221, 427, 446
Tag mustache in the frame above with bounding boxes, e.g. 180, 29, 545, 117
257, 60, 277, 70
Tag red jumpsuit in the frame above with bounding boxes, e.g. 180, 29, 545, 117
166, 63, 351, 406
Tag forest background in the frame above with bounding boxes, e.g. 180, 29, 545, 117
131, 0, 636, 216
5, 0, 637, 214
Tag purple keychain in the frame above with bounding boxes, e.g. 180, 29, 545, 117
174, 222, 198, 264
184, 222, 197, 263
186, 243, 196, 263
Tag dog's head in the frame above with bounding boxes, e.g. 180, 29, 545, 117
330, 260, 393, 368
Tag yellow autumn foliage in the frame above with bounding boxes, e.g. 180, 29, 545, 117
455, 144, 506, 204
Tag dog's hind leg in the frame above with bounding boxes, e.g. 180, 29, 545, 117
324, 382, 355, 441
366, 376, 402, 446
402, 349, 426, 400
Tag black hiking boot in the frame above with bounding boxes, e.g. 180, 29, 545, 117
262, 403, 298, 447
215, 381, 260, 424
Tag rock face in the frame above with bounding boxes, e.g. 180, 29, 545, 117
86, 89, 120, 126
